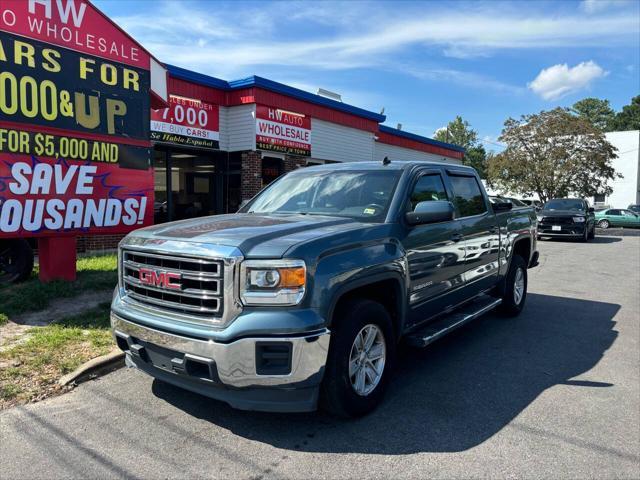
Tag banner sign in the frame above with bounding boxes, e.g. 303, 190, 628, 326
0, 31, 150, 141
0, 0, 149, 69
0, 156, 153, 236
151, 95, 220, 149
256, 105, 311, 156
0, 1, 153, 239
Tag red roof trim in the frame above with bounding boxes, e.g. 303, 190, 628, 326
377, 131, 464, 159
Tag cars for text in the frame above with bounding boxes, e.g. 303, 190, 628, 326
111, 161, 539, 416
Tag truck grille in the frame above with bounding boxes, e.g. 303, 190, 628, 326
541, 216, 574, 225
121, 250, 224, 320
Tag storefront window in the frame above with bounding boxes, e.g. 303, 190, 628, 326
152, 147, 233, 224
153, 149, 170, 224
262, 156, 284, 188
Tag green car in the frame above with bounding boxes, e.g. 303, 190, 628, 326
595, 208, 640, 229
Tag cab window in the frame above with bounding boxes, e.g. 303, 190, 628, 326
408, 174, 448, 211
449, 175, 487, 217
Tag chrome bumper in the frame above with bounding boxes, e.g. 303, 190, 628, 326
110, 313, 330, 389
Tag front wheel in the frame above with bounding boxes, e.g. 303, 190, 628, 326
321, 299, 395, 417
598, 219, 610, 229
498, 255, 527, 317
580, 227, 589, 242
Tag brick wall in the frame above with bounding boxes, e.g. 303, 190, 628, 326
241, 150, 263, 200
283, 155, 308, 173
77, 234, 124, 253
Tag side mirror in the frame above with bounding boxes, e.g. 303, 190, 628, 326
588, 207, 595, 213
405, 201, 455, 226
493, 200, 513, 212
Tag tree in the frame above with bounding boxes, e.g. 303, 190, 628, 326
486, 108, 620, 203
609, 95, 640, 132
434, 116, 478, 150
465, 145, 487, 179
570, 98, 615, 131
434, 116, 488, 177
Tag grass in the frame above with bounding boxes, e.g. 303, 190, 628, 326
0, 302, 115, 408
0, 254, 117, 319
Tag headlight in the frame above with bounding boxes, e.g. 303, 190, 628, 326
536, 215, 543, 222
573, 216, 586, 223
240, 259, 306, 306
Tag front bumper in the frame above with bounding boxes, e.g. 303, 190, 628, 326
538, 223, 587, 237
111, 313, 330, 412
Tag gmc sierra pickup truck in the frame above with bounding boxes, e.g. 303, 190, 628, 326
111, 160, 538, 417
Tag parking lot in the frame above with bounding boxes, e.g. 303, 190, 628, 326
1, 235, 639, 479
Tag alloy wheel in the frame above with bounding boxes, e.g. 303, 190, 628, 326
349, 324, 386, 396
513, 268, 525, 305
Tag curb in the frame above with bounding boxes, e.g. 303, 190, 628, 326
58, 350, 125, 386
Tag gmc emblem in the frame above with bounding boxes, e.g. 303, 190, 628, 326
138, 268, 182, 290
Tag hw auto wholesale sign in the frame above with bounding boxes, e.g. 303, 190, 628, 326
151, 95, 220, 149
256, 105, 311, 156
0, 0, 154, 239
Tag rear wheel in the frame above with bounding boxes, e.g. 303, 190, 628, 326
0, 239, 34, 284
321, 299, 395, 417
497, 255, 527, 317
598, 219, 610, 229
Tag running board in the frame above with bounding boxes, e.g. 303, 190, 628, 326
405, 294, 502, 348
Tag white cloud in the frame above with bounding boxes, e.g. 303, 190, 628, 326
404, 66, 525, 95
528, 61, 608, 100
109, 0, 639, 79
580, 0, 632, 14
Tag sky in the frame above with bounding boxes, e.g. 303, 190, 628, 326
95, 0, 640, 151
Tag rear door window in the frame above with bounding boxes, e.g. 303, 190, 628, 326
449, 175, 487, 217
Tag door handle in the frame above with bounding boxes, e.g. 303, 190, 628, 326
490, 226, 499, 234
451, 233, 463, 243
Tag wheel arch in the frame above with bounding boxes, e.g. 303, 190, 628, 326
327, 273, 406, 342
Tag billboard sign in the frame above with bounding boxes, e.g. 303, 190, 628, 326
256, 105, 311, 156
0, 0, 154, 238
151, 95, 220, 150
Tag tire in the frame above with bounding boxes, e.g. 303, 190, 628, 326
497, 255, 527, 317
588, 225, 595, 239
598, 219, 610, 229
321, 299, 396, 418
0, 239, 34, 284
580, 226, 589, 242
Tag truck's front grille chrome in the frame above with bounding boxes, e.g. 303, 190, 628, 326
121, 250, 224, 322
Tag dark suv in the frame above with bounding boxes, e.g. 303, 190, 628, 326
537, 198, 596, 241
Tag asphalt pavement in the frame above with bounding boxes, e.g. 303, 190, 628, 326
1, 235, 639, 479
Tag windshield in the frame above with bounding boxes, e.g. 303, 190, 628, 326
244, 170, 401, 220
544, 199, 585, 211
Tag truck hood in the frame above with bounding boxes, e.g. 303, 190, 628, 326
130, 213, 370, 258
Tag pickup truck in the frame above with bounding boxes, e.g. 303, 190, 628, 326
111, 160, 538, 417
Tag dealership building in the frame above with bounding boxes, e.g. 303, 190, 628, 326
84, 63, 465, 251
147, 65, 464, 226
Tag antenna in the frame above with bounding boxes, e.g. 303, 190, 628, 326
396, 123, 402, 130
382, 156, 391, 166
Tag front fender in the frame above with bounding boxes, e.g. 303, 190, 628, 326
309, 238, 408, 325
